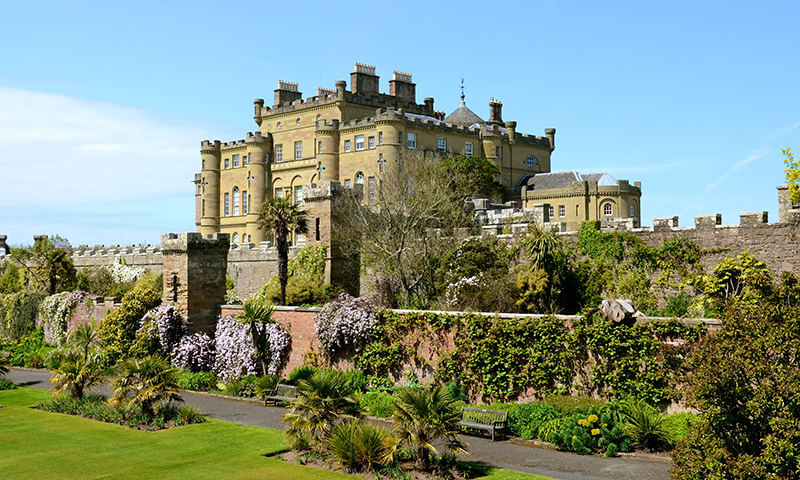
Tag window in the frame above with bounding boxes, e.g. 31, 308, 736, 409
496, 146, 502, 159
407, 133, 417, 149
318, 141, 322, 154
344, 140, 351, 152
316, 114, 322, 121
242, 155, 248, 166
368, 136, 375, 149
224, 158, 230, 169
233, 187, 240, 215
275, 144, 283, 162
202, 199, 205, 217
296, 118, 301, 126
344, 179, 351, 188
398, 132, 403, 144
465, 142, 473, 156
232, 233, 239, 244
202, 159, 205, 170
276, 122, 282, 129
548, 205, 554, 219
526, 155, 537, 166
295, 185, 303, 205
630, 204, 636, 217
437, 138, 446, 151
558, 205, 565, 218
294, 141, 302, 160
242, 190, 248, 215
315, 218, 320, 241
378, 153, 384, 173
356, 135, 364, 151
355, 172, 364, 185
368, 176, 376, 205
379, 132, 383, 145
224, 193, 230, 217
604, 203, 613, 216
275, 188, 283, 198
233, 154, 240, 168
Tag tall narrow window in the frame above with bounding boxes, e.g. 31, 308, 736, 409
344, 140, 351, 152
275, 188, 283, 198
232, 233, 239, 244
315, 218, 320, 241
379, 132, 383, 145
275, 144, 283, 162
224, 193, 230, 217
604, 203, 613, 216
437, 138, 446, 151
232, 154, 240, 168
233, 187, 240, 216
242, 154, 248, 166
295, 185, 303, 205
465, 142, 473, 156
294, 141, 303, 160
548, 205, 554, 219
407, 133, 417, 149
630, 204, 635, 217
368, 176, 376, 205
356, 135, 364, 150
344, 179, 351, 187
202, 199, 205, 217
318, 141, 322, 153
368, 136, 375, 149
224, 158, 230, 169
242, 190, 248, 215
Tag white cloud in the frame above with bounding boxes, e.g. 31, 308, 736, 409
0, 87, 239, 207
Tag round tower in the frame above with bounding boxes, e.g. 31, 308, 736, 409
315, 119, 341, 182
374, 108, 405, 165
200, 140, 221, 235
245, 131, 272, 244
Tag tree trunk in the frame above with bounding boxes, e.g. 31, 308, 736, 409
277, 227, 288, 306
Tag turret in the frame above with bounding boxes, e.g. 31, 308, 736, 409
315, 119, 341, 182
545, 128, 556, 150
245, 131, 272, 243
200, 140, 222, 235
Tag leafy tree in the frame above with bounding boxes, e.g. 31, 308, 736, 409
237, 299, 275, 376
0, 263, 24, 294
69, 322, 98, 362
442, 155, 504, 201
283, 369, 362, 451
9, 236, 76, 294
97, 284, 162, 363
388, 384, 466, 471
257, 197, 309, 306
111, 355, 182, 417
672, 273, 800, 479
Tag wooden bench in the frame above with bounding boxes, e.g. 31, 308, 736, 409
264, 384, 298, 406
456, 407, 508, 442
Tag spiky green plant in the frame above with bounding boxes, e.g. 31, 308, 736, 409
253, 374, 280, 400
49, 353, 104, 399
326, 419, 391, 472
69, 322, 98, 362
236, 299, 275, 375
619, 397, 675, 451
283, 369, 362, 451
389, 384, 467, 471
111, 355, 182, 417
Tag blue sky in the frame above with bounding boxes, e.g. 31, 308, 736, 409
1, 0, 798, 247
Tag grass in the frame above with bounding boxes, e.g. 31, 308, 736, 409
0, 387, 555, 480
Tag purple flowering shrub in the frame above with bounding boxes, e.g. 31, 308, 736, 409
213, 315, 290, 382
137, 304, 188, 353
315, 294, 377, 357
172, 333, 215, 372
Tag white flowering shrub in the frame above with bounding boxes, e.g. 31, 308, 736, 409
137, 304, 188, 353
109, 258, 147, 284
40, 290, 89, 345
172, 333, 215, 372
315, 294, 377, 358
213, 315, 290, 382
443, 274, 485, 309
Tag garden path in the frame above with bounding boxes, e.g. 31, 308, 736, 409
6, 368, 673, 480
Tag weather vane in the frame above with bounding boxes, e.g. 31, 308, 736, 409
460, 78, 465, 102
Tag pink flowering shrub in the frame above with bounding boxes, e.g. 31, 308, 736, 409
172, 333, 215, 372
315, 294, 377, 357
213, 315, 290, 382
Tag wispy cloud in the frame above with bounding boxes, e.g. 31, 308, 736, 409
580, 159, 698, 175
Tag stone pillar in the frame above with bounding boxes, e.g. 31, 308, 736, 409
160, 232, 229, 335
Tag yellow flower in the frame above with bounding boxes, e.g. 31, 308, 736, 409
572, 435, 577, 440
601, 423, 608, 428
588, 414, 599, 423
591, 428, 600, 436
578, 419, 590, 427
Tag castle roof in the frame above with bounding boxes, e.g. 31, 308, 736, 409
519, 171, 618, 190
444, 100, 484, 127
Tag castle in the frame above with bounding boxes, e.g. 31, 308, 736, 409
194, 63, 641, 245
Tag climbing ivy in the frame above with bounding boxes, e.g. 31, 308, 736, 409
353, 310, 705, 404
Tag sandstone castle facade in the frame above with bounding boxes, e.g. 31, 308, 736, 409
194, 63, 641, 244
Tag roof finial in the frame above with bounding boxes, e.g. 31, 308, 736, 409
460, 78, 465, 104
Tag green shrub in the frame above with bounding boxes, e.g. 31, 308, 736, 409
176, 369, 216, 391
537, 417, 566, 443
543, 395, 605, 413
223, 374, 259, 397
661, 412, 697, 443
359, 390, 396, 417
550, 406, 631, 455
178, 405, 204, 425
287, 365, 317, 385
507, 402, 562, 440
619, 397, 675, 451
0, 291, 46, 341
3, 328, 55, 367
97, 285, 161, 363
0, 378, 16, 390
444, 380, 468, 404
253, 374, 280, 399
340, 368, 367, 394
326, 419, 391, 472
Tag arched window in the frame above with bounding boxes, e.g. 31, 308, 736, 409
316, 114, 322, 121
232, 233, 239, 244
233, 187, 240, 216
355, 172, 364, 185
630, 204, 636, 217
276, 121, 282, 129
603, 203, 613, 216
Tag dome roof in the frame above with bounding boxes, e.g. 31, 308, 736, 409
444, 100, 484, 127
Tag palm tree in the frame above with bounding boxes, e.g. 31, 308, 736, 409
69, 322, 98, 362
50, 354, 104, 400
111, 355, 182, 417
257, 197, 308, 306
237, 299, 275, 375
390, 384, 467, 471
283, 369, 362, 451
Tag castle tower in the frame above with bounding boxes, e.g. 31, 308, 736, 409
200, 140, 222, 234
245, 131, 271, 243
161, 232, 229, 335
374, 108, 405, 165
315, 119, 341, 182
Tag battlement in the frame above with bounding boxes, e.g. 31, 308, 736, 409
354, 63, 376, 75
393, 71, 412, 83
200, 140, 221, 151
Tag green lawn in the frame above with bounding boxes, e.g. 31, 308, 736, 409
0, 387, 554, 480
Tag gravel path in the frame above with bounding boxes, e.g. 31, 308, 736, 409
5, 368, 674, 480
